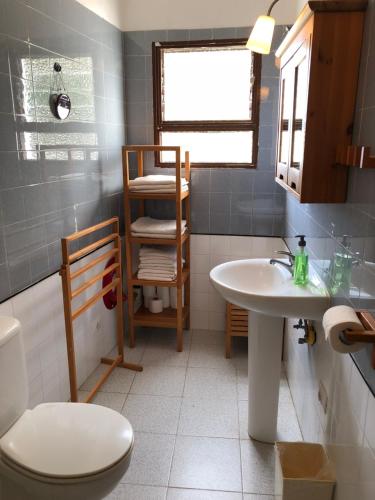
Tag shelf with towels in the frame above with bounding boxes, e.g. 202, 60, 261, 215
129, 231, 190, 246
122, 145, 191, 352
128, 189, 190, 201
130, 268, 190, 287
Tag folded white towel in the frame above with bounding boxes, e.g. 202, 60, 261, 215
139, 262, 183, 270
132, 231, 186, 239
139, 246, 177, 257
137, 274, 175, 282
138, 268, 175, 275
130, 175, 187, 187
139, 265, 177, 272
140, 255, 176, 262
131, 217, 187, 236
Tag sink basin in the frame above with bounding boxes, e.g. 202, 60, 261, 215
210, 258, 330, 320
210, 258, 330, 443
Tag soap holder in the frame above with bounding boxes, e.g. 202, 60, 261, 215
344, 311, 375, 368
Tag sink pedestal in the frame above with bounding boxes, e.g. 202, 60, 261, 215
248, 311, 284, 443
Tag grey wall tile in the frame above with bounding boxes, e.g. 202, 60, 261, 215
209, 211, 230, 234
0, 0, 126, 301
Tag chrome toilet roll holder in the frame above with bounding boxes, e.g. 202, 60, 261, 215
344, 311, 375, 368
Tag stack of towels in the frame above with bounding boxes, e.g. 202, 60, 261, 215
129, 175, 188, 193
137, 246, 182, 281
131, 217, 187, 239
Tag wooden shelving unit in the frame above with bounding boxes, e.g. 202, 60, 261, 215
122, 145, 191, 352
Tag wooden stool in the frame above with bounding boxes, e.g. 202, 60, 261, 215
225, 303, 248, 358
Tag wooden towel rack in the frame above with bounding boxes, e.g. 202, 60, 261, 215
60, 217, 142, 403
344, 310, 375, 369
336, 145, 375, 168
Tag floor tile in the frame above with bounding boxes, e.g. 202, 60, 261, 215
279, 378, 293, 405
122, 395, 182, 434
241, 439, 275, 495
188, 343, 235, 370
80, 365, 135, 394
167, 489, 242, 499
239, 401, 301, 442
121, 432, 175, 486
184, 367, 237, 401
236, 367, 248, 401
277, 402, 302, 441
191, 329, 225, 345
78, 390, 126, 412
115, 483, 167, 500
169, 436, 242, 492
141, 344, 189, 367
146, 329, 191, 348
178, 398, 239, 438
131, 365, 186, 397
239, 400, 249, 440
108, 344, 146, 365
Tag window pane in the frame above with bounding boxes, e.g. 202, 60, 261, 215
160, 131, 253, 164
163, 47, 253, 121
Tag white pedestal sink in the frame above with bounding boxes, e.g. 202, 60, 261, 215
210, 259, 329, 443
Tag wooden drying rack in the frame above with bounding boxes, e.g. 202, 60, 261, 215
344, 310, 375, 369
122, 145, 191, 352
60, 217, 142, 403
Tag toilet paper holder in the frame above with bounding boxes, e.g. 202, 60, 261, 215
344, 311, 375, 368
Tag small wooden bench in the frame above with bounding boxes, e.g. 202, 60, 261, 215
225, 303, 248, 358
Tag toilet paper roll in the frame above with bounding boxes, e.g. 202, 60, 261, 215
322, 305, 365, 353
170, 287, 184, 309
157, 287, 170, 308
149, 297, 163, 314
143, 286, 156, 309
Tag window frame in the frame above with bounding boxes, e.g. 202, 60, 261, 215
152, 39, 262, 168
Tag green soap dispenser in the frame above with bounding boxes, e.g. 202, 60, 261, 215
293, 235, 309, 286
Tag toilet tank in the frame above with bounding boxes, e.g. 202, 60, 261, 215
0, 317, 28, 437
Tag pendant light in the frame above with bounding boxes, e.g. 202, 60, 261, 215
246, 0, 280, 55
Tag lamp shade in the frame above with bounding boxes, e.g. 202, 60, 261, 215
246, 15, 275, 55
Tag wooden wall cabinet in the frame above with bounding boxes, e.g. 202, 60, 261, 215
275, 0, 367, 203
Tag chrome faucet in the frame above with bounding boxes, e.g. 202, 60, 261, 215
270, 251, 295, 275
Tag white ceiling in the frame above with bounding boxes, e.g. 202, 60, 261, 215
77, 0, 303, 32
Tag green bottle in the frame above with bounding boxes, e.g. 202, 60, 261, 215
293, 235, 308, 286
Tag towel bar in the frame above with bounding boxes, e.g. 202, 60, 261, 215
344, 310, 375, 369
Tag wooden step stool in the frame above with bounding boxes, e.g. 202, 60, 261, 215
226, 303, 248, 358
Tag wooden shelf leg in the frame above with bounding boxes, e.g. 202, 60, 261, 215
184, 280, 191, 331
127, 283, 136, 348
176, 286, 183, 352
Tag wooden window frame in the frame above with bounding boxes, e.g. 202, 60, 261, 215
152, 39, 261, 168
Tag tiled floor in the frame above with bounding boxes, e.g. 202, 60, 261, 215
79, 328, 302, 500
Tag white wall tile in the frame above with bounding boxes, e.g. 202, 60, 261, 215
191, 234, 210, 255
284, 313, 375, 500
1, 243, 118, 409
191, 254, 210, 274
191, 292, 209, 312
210, 235, 231, 256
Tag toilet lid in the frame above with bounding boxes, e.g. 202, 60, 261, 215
0, 402, 133, 479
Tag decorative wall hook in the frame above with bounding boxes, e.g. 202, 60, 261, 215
50, 62, 71, 120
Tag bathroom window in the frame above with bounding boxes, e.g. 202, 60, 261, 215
152, 39, 261, 168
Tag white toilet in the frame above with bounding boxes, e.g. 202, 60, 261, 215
0, 317, 134, 500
